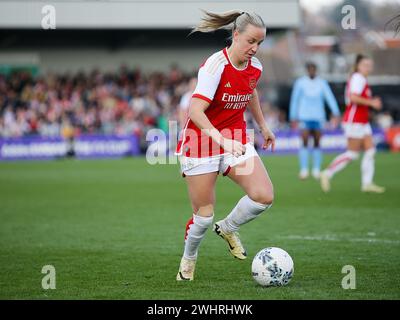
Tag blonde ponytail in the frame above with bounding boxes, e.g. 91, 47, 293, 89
190, 10, 265, 35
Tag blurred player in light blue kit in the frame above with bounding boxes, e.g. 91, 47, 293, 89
289, 62, 340, 179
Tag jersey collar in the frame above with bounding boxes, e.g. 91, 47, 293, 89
223, 47, 250, 71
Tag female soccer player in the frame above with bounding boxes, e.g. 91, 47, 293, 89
320, 54, 385, 193
289, 62, 340, 180
175, 10, 276, 281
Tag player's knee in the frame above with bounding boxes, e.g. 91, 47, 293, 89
197, 205, 214, 219
346, 150, 360, 161
364, 148, 376, 159
248, 190, 274, 206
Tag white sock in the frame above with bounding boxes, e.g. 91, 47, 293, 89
183, 214, 213, 260
325, 150, 359, 178
361, 148, 375, 187
219, 195, 271, 233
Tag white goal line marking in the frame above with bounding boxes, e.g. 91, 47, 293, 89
279, 235, 400, 245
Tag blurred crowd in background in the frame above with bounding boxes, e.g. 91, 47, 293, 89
0, 67, 191, 148
1, 66, 396, 143
0, 67, 292, 144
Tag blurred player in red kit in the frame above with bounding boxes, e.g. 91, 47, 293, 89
320, 54, 385, 193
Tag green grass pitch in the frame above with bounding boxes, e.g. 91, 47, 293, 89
0, 152, 399, 299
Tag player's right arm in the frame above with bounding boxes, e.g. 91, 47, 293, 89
350, 94, 382, 110
349, 74, 382, 110
289, 79, 301, 128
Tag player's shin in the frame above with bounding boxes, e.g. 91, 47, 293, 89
312, 148, 322, 175
299, 147, 309, 177
219, 195, 271, 233
183, 213, 214, 260
361, 148, 375, 187
325, 150, 359, 178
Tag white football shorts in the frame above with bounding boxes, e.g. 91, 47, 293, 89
342, 122, 372, 139
179, 142, 259, 177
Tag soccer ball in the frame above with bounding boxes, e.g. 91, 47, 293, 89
251, 247, 294, 287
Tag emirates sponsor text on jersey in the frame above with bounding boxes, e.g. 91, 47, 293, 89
222, 93, 253, 109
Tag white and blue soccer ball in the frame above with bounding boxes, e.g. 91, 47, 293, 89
251, 247, 294, 287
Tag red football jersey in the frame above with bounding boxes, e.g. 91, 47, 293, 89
176, 47, 263, 158
343, 72, 371, 124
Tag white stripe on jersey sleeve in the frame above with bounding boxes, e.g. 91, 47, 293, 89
349, 72, 366, 95
251, 56, 263, 72
192, 51, 228, 102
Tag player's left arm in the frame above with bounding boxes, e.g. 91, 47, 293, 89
322, 80, 340, 117
322, 80, 341, 127
247, 88, 275, 151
